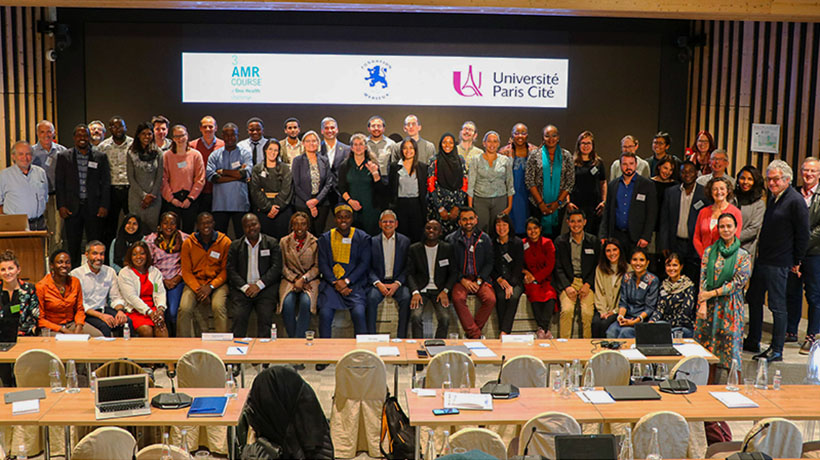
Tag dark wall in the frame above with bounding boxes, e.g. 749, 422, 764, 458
55, 9, 690, 166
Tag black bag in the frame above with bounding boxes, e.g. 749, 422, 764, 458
380, 391, 416, 460
240, 436, 283, 460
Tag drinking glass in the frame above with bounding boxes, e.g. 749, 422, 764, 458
655, 363, 669, 381
65, 359, 79, 394
744, 378, 755, 393
49, 359, 64, 393
448, 333, 459, 342
305, 330, 315, 346
631, 363, 642, 383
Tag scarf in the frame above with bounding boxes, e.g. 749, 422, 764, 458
435, 133, 463, 191
662, 275, 693, 296
705, 236, 740, 291
540, 144, 563, 230
113, 214, 144, 266
156, 231, 182, 254
330, 227, 355, 279
736, 187, 764, 207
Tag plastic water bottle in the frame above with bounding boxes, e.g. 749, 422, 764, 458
225, 365, 237, 398
440, 430, 452, 456
90, 371, 97, 394
49, 358, 64, 393
426, 429, 436, 460
582, 366, 595, 391
180, 429, 190, 458
123, 322, 131, 340
17, 443, 27, 460
773, 369, 782, 390
270, 323, 277, 341
646, 427, 661, 460
160, 432, 172, 460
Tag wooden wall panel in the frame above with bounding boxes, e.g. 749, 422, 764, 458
0, 6, 56, 168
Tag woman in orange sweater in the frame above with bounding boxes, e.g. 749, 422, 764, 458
36, 250, 100, 336
693, 176, 742, 257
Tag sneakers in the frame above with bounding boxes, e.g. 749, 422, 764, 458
785, 333, 799, 343
801, 336, 816, 355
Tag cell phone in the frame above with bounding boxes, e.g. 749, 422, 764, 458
432, 408, 459, 416
417, 349, 428, 358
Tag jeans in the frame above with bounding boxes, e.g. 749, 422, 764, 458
672, 326, 694, 338
164, 282, 185, 335
787, 254, 820, 337
281, 291, 311, 338
747, 264, 789, 353
366, 284, 411, 337
606, 322, 636, 338
409, 291, 451, 338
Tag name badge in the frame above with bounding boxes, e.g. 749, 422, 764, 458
45, 157, 53, 167
693, 200, 705, 210
523, 242, 530, 250
231, 161, 241, 169
584, 248, 595, 255
342, 237, 352, 244
260, 249, 270, 256
469, 245, 475, 252
636, 193, 646, 201
210, 251, 220, 259
503, 253, 512, 263
660, 290, 667, 297
9, 304, 20, 314
88, 161, 98, 169
638, 281, 648, 290
177, 161, 187, 169
439, 259, 449, 267
590, 166, 598, 175
260, 170, 268, 178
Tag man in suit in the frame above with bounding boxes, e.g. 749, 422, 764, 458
659, 161, 709, 283
56, 124, 111, 268
366, 210, 412, 337
554, 209, 599, 338
226, 213, 282, 338
320, 117, 350, 207
599, 151, 657, 250
407, 219, 458, 338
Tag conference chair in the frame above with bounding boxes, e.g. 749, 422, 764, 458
516, 412, 582, 458
174, 349, 228, 455
670, 355, 709, 457
449, 428, 507, 460
71, 427, 137, 460
632, 411, 690, 460
493, 355, 547, 445
584, 350, 630, 386
136, 443, 190, 460
424, 350, 475, 389
330, 350, 387, 458
705, 417, 803, 458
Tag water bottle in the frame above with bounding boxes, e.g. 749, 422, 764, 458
49, 358, 64, 393
180, 429, 191, 459
17, 443, 27, 460
560, 363, 573, 397
270, 323, 277, 341
582, 366, 595, 391
440, 430, 452, 456
726, 358, 740, 391
90, 371, 97, 394
646, 427, 662, 460
225, 365, 237, 398
619, 425, 634, 460
773, 369, 782, 390
571, 359, 582, 391
442, 362, 452, 390
426, 429, 436, 460
755, 358, 768, 390
123, 322, 131, 340
65, 359, 79, 393
160, 432, 172, 460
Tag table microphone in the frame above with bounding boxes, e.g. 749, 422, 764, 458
151, 369, 193, 409
480, 355, 519, 399
726, 422, 773, 460
507, 426, 547, 460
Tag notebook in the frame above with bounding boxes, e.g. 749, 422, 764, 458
605, 385, 662, 401
635, 322, 681, 356
187, 396, 229, 417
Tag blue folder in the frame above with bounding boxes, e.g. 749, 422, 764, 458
187, 396, 228, 417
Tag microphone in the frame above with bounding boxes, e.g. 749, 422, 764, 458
497, 355, 507, 383
151, 369, 193, 410
741, 422, 770, 453
523, 426, 537, 456
480, 355, 519, 398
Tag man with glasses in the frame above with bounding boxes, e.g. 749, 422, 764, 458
610, 135, 651, 179
696, 149, 735, 188
0, 141, 48, 230
189, 115, 224, 213
366, 210, 411, 336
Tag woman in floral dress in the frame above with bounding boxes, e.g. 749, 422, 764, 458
427, 133, 467, 236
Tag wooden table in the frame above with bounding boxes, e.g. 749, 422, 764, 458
758, 384, 820, 419
247, 338, 410, 365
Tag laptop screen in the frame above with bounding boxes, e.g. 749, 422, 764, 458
95, 374, 148, 405
635, 322, 673, 347
555, 434, 617, 460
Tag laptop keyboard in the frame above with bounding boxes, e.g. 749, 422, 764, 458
100, 401, 146, 413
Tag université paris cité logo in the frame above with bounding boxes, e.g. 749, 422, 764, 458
362, 59, 391, 101
453, 65, 483, 97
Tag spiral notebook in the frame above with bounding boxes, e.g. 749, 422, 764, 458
187, 396, 229, 417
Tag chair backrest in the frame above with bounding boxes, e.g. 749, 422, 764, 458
425, 351, 475, 389
670, 356, 709, 386
519, 412, 582, 457
94, 359, 155, 387
633, 411, 690, 459
15, 349, 63, 387
334, 349, 387, 400
745, 417, 803, 458
176, 349, 225, 388
72, 427, 137, 460
450, 428, 507, 460
501, 355, 547, 388
584, 350, 630, 386
135, 443, 190, 460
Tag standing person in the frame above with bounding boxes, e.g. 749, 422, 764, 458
36, 250, 100, 335
467, 131, 514, 235
88, 120, 106, 147
31, 120, 68, 249
117, 241, 168, 337
70, 240, 132, 337
206, 123, 252, 238
696, 149, 735, 189
365, 115, 396, 176
99, 116, 133, 250
652, 253, 696, 338
525, 124, 575, 239
407, 220, 458, 338
152, 115, 172, 151
279, 117, 303, 163
250, 139, 294, 239
606, 248, 659, 338
56, 124, 111, 268
388, 138, 427, 244
366, 210, 411, 337
685, 130, 716, 176
693, 177, 742, 258
0, 141, 48, 230
319, 116, 350, 210
659, 161, 709, 284
388, 115, 437, 166
338, 133, 385, 235
554, 210, 598, 338
745, 160, 809, 362
492, 213, 524, 335
145, 212, 188, 336
279, 212, 319, 338
646, 131, 680, 177
0, 250, 39, 385
734, 165, 766, 263
610, 136, 651, 179
112, 214, 143, 271
592, 239, 627, 338
291, 131, 334, 237
522, 217, 557, 339
189, 115, 224, 214
457, 121, 483, 168
428, 133, 468, 236
237, 117, 268, 166
127, 121, 164, 232
162, 124, 206, 233
696, 213, 751, 368
567, 131, 606, 235
317, 205, 371, 338
500, 123, 537, 236
650, 156, 679, 272
599, 152, 657, 251
226, 214, 282, 338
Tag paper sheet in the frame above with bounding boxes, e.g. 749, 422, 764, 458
226, 346, 248, 355
443, 392, 493, 410
377, 346, 401, 357
12, 399, 39, 415
710, 391, 760, 408
576, 390, 616, 404
619, 348, 647, 360
674, 343, 714, 357
471, 348, 497, 358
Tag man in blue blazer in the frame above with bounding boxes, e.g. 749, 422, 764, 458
320, 117, 350, 208
658, 160, 710, 283
366, 210, 412, 337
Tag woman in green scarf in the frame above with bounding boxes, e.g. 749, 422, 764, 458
695, 212, 751, 371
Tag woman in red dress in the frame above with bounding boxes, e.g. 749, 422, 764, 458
522, 217, 557, 339
117, 241, 168, 337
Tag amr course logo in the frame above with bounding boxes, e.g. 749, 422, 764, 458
362, 59, 391, 101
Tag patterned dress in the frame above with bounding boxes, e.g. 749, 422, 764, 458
695, 246, 751, 367
427, 155, 468, 236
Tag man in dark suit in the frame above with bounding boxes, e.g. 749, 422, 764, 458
226, 213, 282, 337
599, 151, 657, 250
554, 209, 599, 338
407, 220, 458, 338
366, 210, 412, 336
659, 160, 709, 283
56, 124, 111, 268
320, 117, 350, 210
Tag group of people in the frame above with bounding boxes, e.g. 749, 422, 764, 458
1, 113, 817, 374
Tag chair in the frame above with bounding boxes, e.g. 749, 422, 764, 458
584, 350, 630, 386
670, 356, 709, 457
501, 355, 547, 388
744, 417, 803, 458
330, 350, 387, 458
802, 440, 820, 458
71, 427, 137, 460
425, 351, 475, 389
517, 412, 582, 458
174, 349, 227, 455
136, 443, 190, 460
450, 428, 507, 460
632, 411, 689, 459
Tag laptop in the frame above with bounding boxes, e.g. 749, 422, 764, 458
0, 305, 19, 352
605, 385, 662, 401
555, 434, 618, 460
425, 345, 473, 357
94, 374, 151, 420
0, 214, 28, 232
635, 322, 681, 356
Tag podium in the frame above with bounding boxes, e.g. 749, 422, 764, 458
0, 231, 48, 283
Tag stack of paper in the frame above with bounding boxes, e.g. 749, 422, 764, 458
55, 334, 90, 342
576, 390, 616, 404
377, 346, 401, 357
12, 399, 39, 415
226, 346, 247, 355
619, 349, 647, 360
710, 391, 759, 408
463, 341, 497, 358
443, 392, 493, 410
674, 343, 713, 357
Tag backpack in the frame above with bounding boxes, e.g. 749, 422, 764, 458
380, 391, 416, 459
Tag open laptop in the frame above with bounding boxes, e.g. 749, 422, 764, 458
425, 345, 472, 357
0, 304, 19, 352
555, 434, 618, 460
0, 214, 28, 232
95, 374, 151, 420
635, 322, 681, 356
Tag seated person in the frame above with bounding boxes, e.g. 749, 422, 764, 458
145, 211, 188, 335
492, 213, 524, 335
522, 217, 557, 339
317, 204, 371, 338
70, 240, 133, 337
592, 239, 628, 338
279, 211, 319, 338
178, 212, 231, 337
650, 253, 697, 338
366, 210, 411, 337
553, 210, 599, 338
227, 213, 282, 338
607, 248, 659, 338
407, 220, 457, 338
112, 214, 144, 271
36, 250, 101, 336
117, 241, 168, 337
0, 250, 39, 386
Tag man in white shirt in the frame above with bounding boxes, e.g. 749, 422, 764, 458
696, 149, 736, 188
366, 210, 412, 337
610, 135, 651, 179
457, 121, 483, 169
366, 115, 396, 175
237, 117, 268, 166
0, 141, 49, 231
69, 240, 132, 337
98, 116, 134, 253
389, 115, 437, 166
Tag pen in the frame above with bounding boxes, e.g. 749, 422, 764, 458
234, 340, 249, 345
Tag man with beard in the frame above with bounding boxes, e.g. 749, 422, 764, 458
599, 151, 656, 250
366, 115, 396, 175
388, 115, 436, 166
279, 117, 303, 163
70, 240, 133, 337
88, 120, 106, 147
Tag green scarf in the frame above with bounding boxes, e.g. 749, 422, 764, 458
705, 236, 740, 291
540, 145, 562, 231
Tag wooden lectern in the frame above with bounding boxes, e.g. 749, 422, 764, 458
0, 231, 48, 282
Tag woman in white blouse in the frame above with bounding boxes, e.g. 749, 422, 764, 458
117, 241, 168, 337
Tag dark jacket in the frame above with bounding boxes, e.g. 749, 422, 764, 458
320, 140, 350, 176
55, 147, 111, 213
599, 173, 657, 244
387, 161, 428, 210
445, 229, 494, 282
368, 232, 411, 286
291, 153, 335, 208
491, 237, 524, 287
337, 156, 387, 204
758, 186, 809, 267
249, 162, 293, 213
804, 185, 820, 255
406, 241, 458, 294
658, 183, 709, 252
553, 232, 598, 292
226, 235, 282, 295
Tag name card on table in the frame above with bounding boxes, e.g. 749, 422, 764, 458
55, 334, 90, 342
710, 391, 759, 408
12, 399, 40, 415
377, 346, 401, 357
356, 334, 390, 343
412, 389, 437, 397
444, 392, 493, 410
202, 333, 234, 341
501, 334, 534, 344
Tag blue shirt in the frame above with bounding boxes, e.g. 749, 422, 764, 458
31, 141, 67, 193
619, 271, 659, 319
0, 164, 48, 219
615, 177, 635, 230
206, 146, 252, 212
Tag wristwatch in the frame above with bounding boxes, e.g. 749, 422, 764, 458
208, 284, 215, 290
